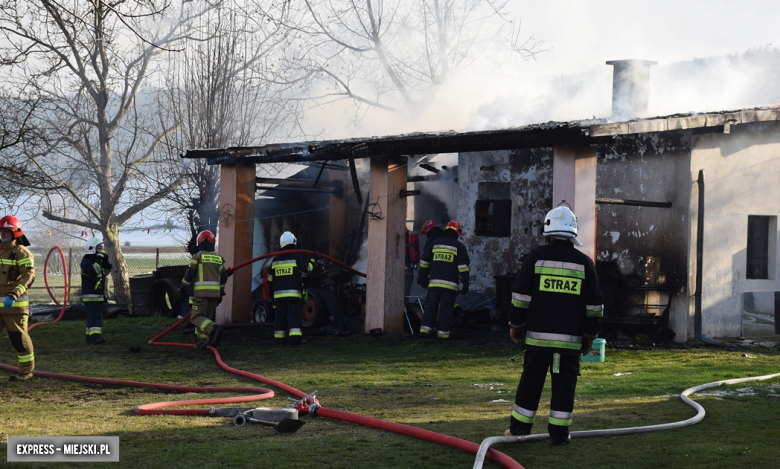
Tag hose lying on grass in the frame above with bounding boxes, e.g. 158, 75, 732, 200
471, 372, 780, 469
1, 247, 523, 469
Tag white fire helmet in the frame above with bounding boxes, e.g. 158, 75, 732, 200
543, 206, 583, 247
280, 231, 297, 248
85, 237, 103, 254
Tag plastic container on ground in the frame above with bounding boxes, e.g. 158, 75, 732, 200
581, 338, 606, 363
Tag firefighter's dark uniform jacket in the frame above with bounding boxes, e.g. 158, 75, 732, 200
420, 227, 444, 261
267, 249, 311, 301
509, 239, 604, 355
181, 251, 227, 298
0, 239, 35, 313
80, 253, 112, 302
419, 230, 469, 291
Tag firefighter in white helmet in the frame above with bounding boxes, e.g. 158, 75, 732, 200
268, 231, 313, 345
0, 215, 35, 381
505, 205, 604, 444
180, 230, 228, 350
81, 237, 112, 344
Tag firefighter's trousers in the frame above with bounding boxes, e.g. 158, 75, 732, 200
274, 299, 303, 343
190, 297, 218, 345
421, 288, 458, 336
510, 348, 579, 440
84, 301, 105, 341
1, 313, 34, 374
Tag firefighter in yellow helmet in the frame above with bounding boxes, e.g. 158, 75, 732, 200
180, 230, 228, 350
0, 215, 36, 381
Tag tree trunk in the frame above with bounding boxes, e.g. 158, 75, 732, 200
103, 226, 130, 309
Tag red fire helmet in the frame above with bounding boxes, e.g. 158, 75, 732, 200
0, 215, 23, 238
421, 220, 438, 235
445, 220, 462, 236
197, 230, 216, 245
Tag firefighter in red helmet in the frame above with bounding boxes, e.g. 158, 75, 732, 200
417, 220, 444, 288
0, 216, 36, 381
180, 230, 229, 350
418, 220, 469, 339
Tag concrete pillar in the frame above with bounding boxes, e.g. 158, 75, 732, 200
552, 145, 597, 260
328, 171, 346, 259
365, 156, 407, 334
216, 164, 256, 324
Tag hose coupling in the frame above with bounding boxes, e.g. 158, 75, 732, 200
288, 390, 319, 414
233, 414, 247, 427
209, 406, 216, 416
308, 403, 321, 418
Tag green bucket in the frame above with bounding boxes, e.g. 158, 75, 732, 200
581, 338, 606, 363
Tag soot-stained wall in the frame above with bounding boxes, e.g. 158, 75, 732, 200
595, 134, 693, 340
458, 148, 553, 295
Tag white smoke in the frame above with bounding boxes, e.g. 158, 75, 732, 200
351, 238, 368, 284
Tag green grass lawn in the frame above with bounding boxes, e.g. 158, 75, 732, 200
2, 317, 780, 468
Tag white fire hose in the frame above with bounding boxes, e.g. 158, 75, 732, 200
473, 372, 780, 469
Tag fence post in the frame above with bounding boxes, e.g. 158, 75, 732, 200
68, 248, 73, 305
156, 248, 160, 270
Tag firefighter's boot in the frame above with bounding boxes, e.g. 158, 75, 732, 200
207, 326, 224, 348
195, 329, 210, 351
91, 334, 106, 345
288, 335, 302, 346
9, 372, 34, 381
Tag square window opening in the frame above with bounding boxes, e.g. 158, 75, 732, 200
475, 183, 511, 237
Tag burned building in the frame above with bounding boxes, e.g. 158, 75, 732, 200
185, 60, 780, 342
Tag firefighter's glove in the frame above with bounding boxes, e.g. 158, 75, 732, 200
460, 282, 469, 295
509, 327, 525, 344
580, 337, 595, 355
3, 295, 14, 309
417, 276, 429, 288
225, 269, 234, 278
179, 285, 188, 296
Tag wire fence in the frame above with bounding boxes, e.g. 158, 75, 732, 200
28, 246, 191, 306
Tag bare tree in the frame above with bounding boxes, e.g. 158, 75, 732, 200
296, 0, 547, 114
158, 0, 310, 251
0, 0, 213, 303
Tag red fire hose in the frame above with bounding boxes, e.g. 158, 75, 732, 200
1, 246, 522, 469
29, 246, 69, 330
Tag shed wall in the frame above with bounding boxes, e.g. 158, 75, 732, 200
690, 122, 780, 338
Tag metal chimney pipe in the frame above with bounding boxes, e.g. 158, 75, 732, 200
606, 59, 658, 120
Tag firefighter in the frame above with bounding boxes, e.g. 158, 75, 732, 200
505, 206, 604, 445
180, 230, 228, 350
0, 216, 36, 381
418, 220, 469, 339
81, 237, 112, 345
416, 220, 444, 288
268, 231, 312, 345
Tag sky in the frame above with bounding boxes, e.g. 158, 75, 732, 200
304, 0, 780, 139
115, 0, 780, 246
